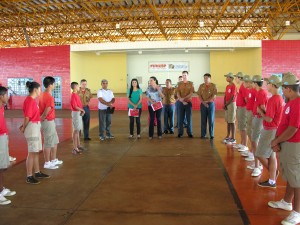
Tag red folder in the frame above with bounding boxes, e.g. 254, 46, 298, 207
151, 101, 163, 111
128, 109, 139, 117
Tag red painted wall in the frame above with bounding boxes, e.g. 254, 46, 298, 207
262, 40, 300, 78
0, 45, 70, 109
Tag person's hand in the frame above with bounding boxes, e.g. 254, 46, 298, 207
80, 110, 85, 116
202, 102, 208, 108
223, 105, 227, 110
19, 125, 25, 133
272, 144, 281, 152
41, 114, 46, 121
183, 101, 188, 105
133, 105, 137, 110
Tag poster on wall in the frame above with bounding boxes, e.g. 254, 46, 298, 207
148, 61, 189, 72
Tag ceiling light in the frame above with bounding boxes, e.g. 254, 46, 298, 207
39, 27, 44, 33
138, 50, 142, 55
285, 21, 290, 26
199, 21, 204, 27
116, 23, 120, 29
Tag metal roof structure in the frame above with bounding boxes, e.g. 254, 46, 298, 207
0, 0, 299, 48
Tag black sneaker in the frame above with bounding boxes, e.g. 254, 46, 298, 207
188, 134, 193, 138
35, 171, 50, 179
169, 131, 174, 134
84, 138, 91, 141
258, 180, 276, 188
177, 134, 182, 138
163, 130, 168, 134
26, 176, 40, 185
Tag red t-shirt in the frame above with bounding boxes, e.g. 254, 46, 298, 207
236, 83, 247, 107
0, 105, 8, 135
70, 93, 82, 111
23, 96, 41, 122
263, 95, 283, 129
225, 83, 236, 102
39, 91, 55, 120
246, 88, 257, 111
253, 89, 268, 117
277, 97, 300, 142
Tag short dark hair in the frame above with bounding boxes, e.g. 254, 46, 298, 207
80, 79, 87, 83
182, 71, 188, 75
43, 76, 55, 88
254, 81, 263, 87
178, 76, 183, 79
204, 73, 211, 78
166, 79, 172, 83
0, 86, 8, 96
26, 81, 40, 94
71, 82, 78, 89
283, 84, 300, 92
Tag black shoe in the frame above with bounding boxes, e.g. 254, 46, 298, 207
210, 137, 214, 140
84, 138, 91, 141
201, 136, 208, 139
26, 176, 40, 184
258, 180, 276, 188
35, 171, 50, 179
169, 131, 174, 134
177, 134, 182, 138
188, 134, 193, 138
164, 130, 169, 134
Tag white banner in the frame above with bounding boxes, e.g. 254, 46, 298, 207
148, 61, 189, 72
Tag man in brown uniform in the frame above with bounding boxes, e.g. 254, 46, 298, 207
78, 79, 93, 141
177, 71, 194, 138
162, 79, 176, 134
197, 73, 217, 139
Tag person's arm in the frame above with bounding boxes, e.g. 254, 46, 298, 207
183, 85, 194, 102
257, 108, 273, 123
157, 86, 164, 99
271, 126, 298, 152
19, 117, 30, 133
41, 106, 51, 121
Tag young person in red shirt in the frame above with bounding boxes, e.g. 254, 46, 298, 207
223, 72, 237, 144
249, 75, 268, 177
39, 76, 63, 170
70, 82, 85, 154
268, 73, 300, 225
20, 81, 49, 184
234, 72, 248, 151
255, 75, 283, 188
0, 87, 16, 205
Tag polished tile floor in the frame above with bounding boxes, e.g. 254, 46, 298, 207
0, 110, 290, 225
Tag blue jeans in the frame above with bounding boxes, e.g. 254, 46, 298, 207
148, 106, 162, 137
163, 104, 175, 132
200, 102, 215, 138
98, 109, 112, 137
82, 105, 90, 139
178, 102, 192, 136
176, 101, 187, 127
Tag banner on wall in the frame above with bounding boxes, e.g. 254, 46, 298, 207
148, 61, 189, 72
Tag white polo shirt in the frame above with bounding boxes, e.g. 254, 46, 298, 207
97, 89, 114, 110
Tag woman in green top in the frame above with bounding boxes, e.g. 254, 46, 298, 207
128, 79, 143, 138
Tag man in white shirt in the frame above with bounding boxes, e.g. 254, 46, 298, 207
97, 79, 115, 141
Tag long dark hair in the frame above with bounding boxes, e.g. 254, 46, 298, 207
26, 81, 40, 94
129, 78, 140, 99
150, 76, 159, 85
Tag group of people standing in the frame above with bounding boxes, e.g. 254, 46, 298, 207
223, 71, 300, 225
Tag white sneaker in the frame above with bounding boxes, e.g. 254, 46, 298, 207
251, 168, 262, 177
245, 153, 255, 161
238, 145, 249, 152
247, 164, 263, 170
268, 199, 293, 211
51, 159, 63, 165
223, 138, 230, 143
0, 187, 16, 197
241, 151, 249, 157
9, 156, 16, 162
233, 144, 242, 148
0, 194, 11, 205
44, 161, 59, 169
282, 211, 300, 225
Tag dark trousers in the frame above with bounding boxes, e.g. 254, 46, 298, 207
200, 102, 215, 138
176, 100, 187, 127
148, 106, 162, 137
163, 104, 175, 132
178, 101, 192, 136
82, 105, 90, 139
129, 108, 142, 135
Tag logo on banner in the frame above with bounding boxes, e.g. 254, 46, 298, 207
149, 61, 189, 72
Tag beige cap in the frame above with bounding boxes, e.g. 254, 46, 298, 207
243, 75, 252, 82
264, 75, 282, 87
252, 75, 263, 82
234, 72, 244, 78
279, 73, 300, 86
224, 72, 234, 79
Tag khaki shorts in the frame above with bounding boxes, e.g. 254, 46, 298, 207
41, 120, 59, 149
0, 134, 10, 169
251, 116, 263, 143
224, 102, 236, 123
255, 129, 277, 158
72, 111, 83, 131
246, 110, 253, 138
24, 122, 42, 153
279, 142, 300, 188
237, 107, 247, 131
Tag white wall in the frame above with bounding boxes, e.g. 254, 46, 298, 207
127, 52, 210, 91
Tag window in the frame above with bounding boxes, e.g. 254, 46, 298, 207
7, 78, 34, 96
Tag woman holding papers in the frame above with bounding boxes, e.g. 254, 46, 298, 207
146, 76, 165, 140
127, 79, 143, 139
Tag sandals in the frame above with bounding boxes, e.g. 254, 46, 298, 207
77, 146, 85, 151
72, 148, 82, 155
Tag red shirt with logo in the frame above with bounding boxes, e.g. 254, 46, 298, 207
246, 88, 257, 111
225, 83, 236, 102
23, 96, 41, 122
263, 95, 283, 129
0, 105, 8, 135
277, 97, 300, 142
70, 92, 82, 111
253, 89, 268, 117
39, 91, 55, 120
236, 83, 247, 107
